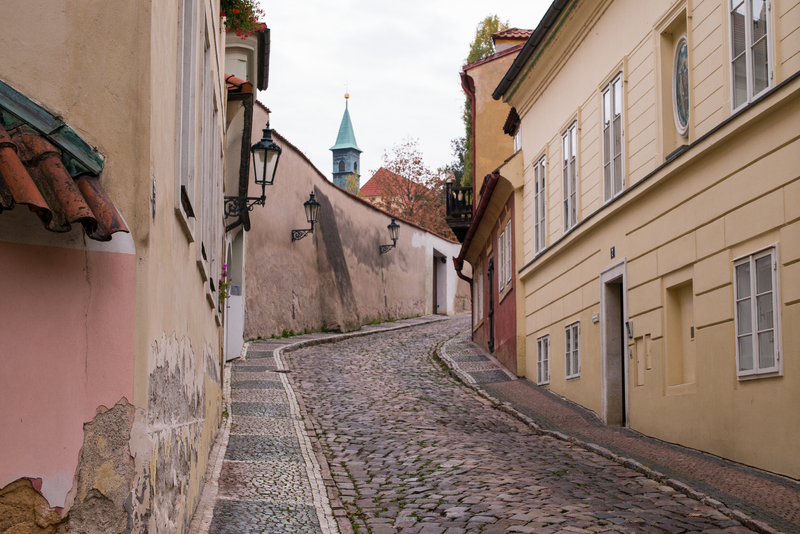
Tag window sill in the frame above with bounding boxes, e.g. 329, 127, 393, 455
566, 375, 581, 381
499, 284, 513, 305
175, 206, 196, 243
537, 380, 550, 387
473, 318, 484, 332
737, 370, 782, 381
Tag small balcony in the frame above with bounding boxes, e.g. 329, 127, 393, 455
445, 182, 473, 243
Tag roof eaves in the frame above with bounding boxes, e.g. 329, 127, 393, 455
492, 0, 574, 101
0, 79, 104, 175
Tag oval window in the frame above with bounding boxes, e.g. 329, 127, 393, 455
673, 34, 689, 137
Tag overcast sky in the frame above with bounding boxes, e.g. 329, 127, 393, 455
257, 0, 551, 187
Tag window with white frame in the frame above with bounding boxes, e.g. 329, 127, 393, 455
565, 322, 581, 379
533, 156, 546, 254
537, 335, 550, 385
504, 219, 512, 287
602, 74, 624, 202
498, 229, 505, 293
176, 0, 199, 223
513, 128, 522, 153
562, 122, 578, 231
730, 0, 772, 110
733, 246, 781, 378
473, 263, 483, 325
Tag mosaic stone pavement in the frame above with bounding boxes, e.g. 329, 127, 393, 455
286, 315, 760, 534
208, 344, 334, 534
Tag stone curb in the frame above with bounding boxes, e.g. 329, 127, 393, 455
435, 332, 789, 534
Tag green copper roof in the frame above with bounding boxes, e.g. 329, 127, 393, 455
329, 100, 362, 152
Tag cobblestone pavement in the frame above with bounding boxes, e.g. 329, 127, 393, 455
436, 334, 799, 534
188, 315, 451, 534
287, 315, 761, 534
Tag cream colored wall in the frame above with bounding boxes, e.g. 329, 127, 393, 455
510, 0, 800, 478
469, 52, 518, 201
0, 0, 226, 530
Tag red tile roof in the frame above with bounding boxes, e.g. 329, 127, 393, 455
226, 74, 253, 93
492, 28, 533, 42
360, 167, 407, 197
0, 124, 128, 241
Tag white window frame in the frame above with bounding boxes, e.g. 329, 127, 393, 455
175, 0, 199, 237
504, 219, 512, 287
729, 0, 773, 111
473, 263, 483, 325
562, 121, 578, 231
565, 321, 581, 380
498, 230, 505, 293
533, 156, 546, 254
513, 128, 522, 153
537, 335, 550, 385
602, 74, 624, 203
733, 245, 782, 379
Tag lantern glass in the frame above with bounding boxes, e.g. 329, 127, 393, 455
252, 147, 266, 185
251, 123, 282, 186
388, 218, 400, 242
304, 193, 321, 224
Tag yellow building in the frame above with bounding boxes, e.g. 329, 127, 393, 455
495, 0, 800, 479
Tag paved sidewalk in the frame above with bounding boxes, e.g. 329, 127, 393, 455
188, 315, 449, 534
439, 332, 800, 534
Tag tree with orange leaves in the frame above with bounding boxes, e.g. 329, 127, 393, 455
371, 138, 455, 240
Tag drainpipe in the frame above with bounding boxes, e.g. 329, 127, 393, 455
225, 91, 255, 233
460, 70, 477, 213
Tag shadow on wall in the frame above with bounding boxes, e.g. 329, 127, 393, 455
314, 186, 360, 333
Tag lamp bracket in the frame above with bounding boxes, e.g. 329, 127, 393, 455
379, 243, 396, 254
224, 196, 266, 218
292, 229, 313, 242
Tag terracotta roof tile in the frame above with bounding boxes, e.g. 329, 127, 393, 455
360, 167, 406, 197
0, 123, 128, 241
492, 28, 533, 41
503, 107, 520, 135
226, 74, 253, 93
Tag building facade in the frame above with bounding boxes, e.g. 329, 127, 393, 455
496, 0, 800, 478
0, 0, 231, 531
453, 29, 531, 374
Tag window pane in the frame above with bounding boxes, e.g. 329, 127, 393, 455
571, 127, 577, 156
731, 3, 747, 57
613, 154, 622, 194
738, 335, 754, 371
755, 256, 772, 293
752, 0, 767, 41
603, 90, 611, 125
758, 331, 774, 369
614, 78, 623, 115
756, 294, 773, 331
573, 352, 579, 376
574, 326, 579, 350
752, 37, 769, 95
732, 54, 748, 108
544, 358, 549, 381
736, 263, 751, 298
737, 298, 752, 334
563, 135, 569, 163
565, 329, 571, 352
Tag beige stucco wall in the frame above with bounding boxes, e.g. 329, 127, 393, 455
0, 0, 227, 531
466, 51, 518, 205
507, 0, 800, 478
243, 105, 469, 339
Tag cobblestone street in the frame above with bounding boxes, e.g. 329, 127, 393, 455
286, 316, 757, 534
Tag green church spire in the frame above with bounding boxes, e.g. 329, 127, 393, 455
330, 94, 362, 152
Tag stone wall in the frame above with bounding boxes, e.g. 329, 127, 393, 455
242, 104, 470, 339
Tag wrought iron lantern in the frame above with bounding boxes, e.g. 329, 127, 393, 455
379, 218, 400, 254
224, 122, 282, 218
292, 192, 321, 242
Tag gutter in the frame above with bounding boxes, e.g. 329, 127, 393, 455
492, 0, 572, 101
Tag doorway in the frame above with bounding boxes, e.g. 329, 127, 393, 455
601, 261, 628, 426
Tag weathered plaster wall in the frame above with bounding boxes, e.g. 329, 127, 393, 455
244, 104, 468, 339
0, 0, 226, 531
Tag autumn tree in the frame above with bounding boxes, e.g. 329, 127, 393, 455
374, 138, 455, 239
462, 15, 508, 187
344, 172, 360, 195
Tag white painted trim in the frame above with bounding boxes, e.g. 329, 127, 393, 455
599, 259, 629, 426
0, 207, 135, 255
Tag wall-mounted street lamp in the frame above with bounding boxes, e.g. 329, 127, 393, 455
291, 192, 321, 242
224, 122, 282, 218
379, 218, 400, 254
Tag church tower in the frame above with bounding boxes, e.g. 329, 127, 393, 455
330, 93, 362, 189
